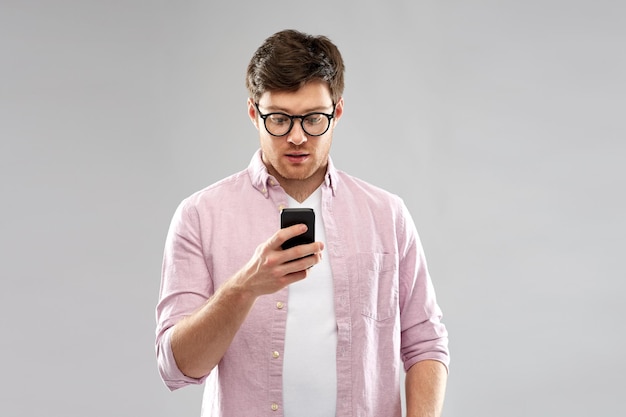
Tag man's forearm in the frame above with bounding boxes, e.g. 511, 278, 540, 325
405, 359, 448, 417
170, 280, 257, 379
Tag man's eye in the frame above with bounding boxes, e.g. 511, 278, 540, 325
269, 115, 289, 125
304, 115, 323, 125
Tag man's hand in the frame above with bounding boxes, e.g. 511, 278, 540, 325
234, 223, 325, 297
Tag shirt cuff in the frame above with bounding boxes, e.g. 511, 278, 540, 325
157, 327, 207, 391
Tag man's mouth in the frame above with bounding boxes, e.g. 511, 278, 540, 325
285, 153, 309, 163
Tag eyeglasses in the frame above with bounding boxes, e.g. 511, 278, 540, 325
254, 102, 335, 137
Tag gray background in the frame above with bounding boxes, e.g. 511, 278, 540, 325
1, 1, 624, 416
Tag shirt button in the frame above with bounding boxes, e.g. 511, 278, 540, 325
276, 301, 284, 309
271, 403, 279, 411
272, 351, 280, 359
278, 204, 285, 211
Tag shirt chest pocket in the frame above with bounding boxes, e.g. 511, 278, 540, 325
356, 252, 399, 321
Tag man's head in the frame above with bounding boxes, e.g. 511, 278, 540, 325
246, 30, 345, 199
246, 29, 345, 104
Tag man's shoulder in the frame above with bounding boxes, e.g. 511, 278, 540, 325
335, 169, 401, 203
182, 168, 251, 206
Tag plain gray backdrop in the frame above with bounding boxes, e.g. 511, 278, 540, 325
1, 1, 624, 416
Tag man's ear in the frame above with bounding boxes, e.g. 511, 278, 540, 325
247, 98, 259, 130
333, 97, 344, 124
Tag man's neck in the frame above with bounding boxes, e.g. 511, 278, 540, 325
281, 177, 323, 203
270, 168, 326, 204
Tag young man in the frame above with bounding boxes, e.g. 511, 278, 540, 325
156, 29, 449, 417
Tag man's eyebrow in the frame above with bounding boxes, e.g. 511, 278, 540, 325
259, 104, 334, 114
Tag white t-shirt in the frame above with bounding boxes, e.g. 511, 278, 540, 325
283, 188, 337, 417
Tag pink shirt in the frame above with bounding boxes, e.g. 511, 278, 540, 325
156, 150, 449, 417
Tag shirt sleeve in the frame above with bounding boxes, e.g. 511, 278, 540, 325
397, 201, 450, 372
155, 198, 212, 390
156, 327, 208, 390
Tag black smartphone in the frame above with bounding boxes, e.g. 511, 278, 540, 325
280, 208, 315, 250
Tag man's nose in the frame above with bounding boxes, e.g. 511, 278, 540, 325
287, 119, 308, 146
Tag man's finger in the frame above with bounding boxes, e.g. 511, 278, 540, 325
270, 224, 308, 249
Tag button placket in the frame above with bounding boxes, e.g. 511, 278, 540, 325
268, 289, 288, 416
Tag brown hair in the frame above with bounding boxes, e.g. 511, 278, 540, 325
246, 29, 345, 103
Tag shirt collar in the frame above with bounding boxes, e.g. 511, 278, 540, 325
248, 149, 339, 197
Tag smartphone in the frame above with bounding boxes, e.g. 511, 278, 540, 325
280, 208, 315, 250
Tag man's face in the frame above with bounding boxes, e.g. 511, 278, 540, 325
248, 80, 343, 190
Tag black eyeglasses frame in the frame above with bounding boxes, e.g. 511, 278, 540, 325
254, 102, 336, 137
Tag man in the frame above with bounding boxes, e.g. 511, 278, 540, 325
156, 29, 449, 417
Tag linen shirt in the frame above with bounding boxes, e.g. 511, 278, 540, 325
156, 150, 449, 417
